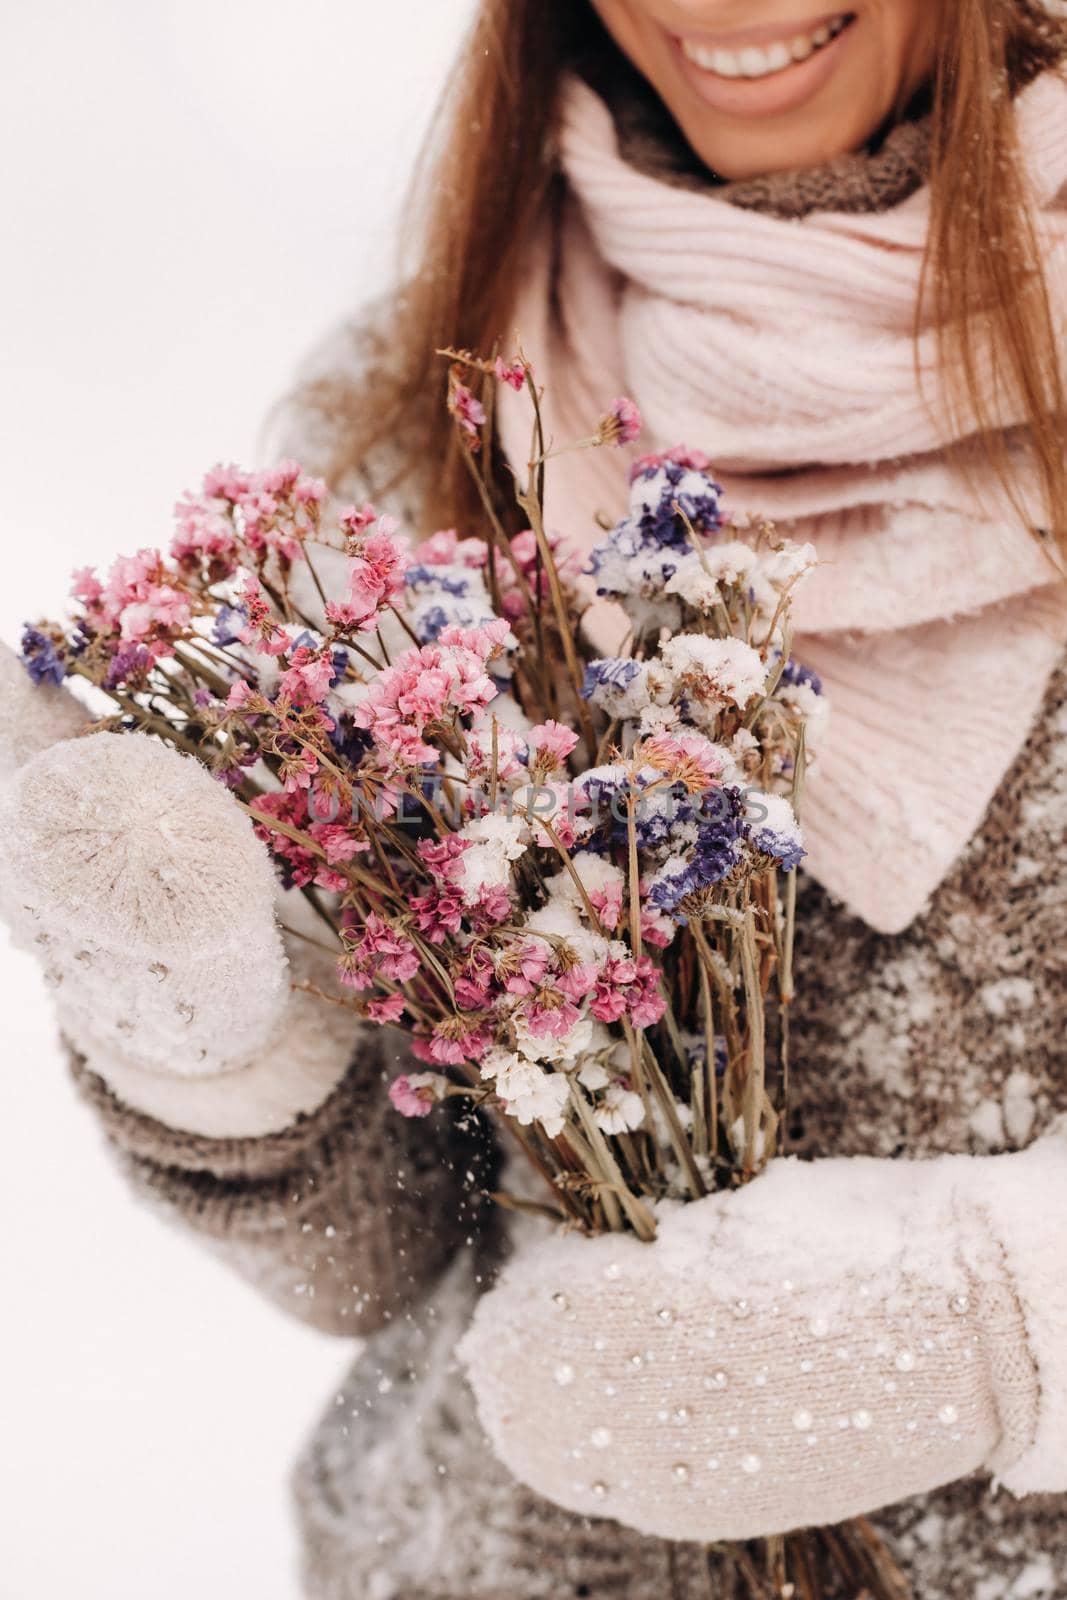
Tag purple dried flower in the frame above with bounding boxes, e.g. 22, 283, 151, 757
212, 604, 246, 647
104, 642, 154, 689
20, 627, 67, 686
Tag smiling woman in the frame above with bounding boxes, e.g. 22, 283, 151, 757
587, 2, 939, 174
6, 2, 1067, 1599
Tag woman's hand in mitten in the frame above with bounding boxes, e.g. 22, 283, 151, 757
0, 640, 351, 1136
460, 1134, 1067, 1541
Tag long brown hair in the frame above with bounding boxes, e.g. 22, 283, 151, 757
303, 0, 1067, 551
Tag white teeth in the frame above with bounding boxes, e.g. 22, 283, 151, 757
763, 41, 793, 71
681, 14, 851, 82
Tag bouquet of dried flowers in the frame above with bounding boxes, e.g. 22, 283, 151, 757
20, 353, 911, 1599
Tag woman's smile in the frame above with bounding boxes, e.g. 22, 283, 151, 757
668, 10, 858, 118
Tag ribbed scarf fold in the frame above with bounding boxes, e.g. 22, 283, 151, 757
497, 71, 1067, 934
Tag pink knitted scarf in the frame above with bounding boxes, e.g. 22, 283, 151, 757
497, 71, 1067, 934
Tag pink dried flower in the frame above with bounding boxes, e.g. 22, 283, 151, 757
417, 528, 488, 569
338, 917, 418, 992
292, 472, 327, 507
557, 963, 598, 1002
202, 463, 253, 500
643, 731, 725, 793
388, 1072, 446, 1117
417, 836, 472, 883
588, 952, 665, 1026
70, 566, 103, 605
641, 906, 677, 950
629, 954, 667, 1028
600, 396, 643, 447
339, 502, 377, 538
410, 882, 466, 943
280, 746, 320, 794
333, 516, 409, 633
368, 994, 406, 1026
494, 357, 527, 391
412, 1020, 492, 1066
589, 881, 625, 933
308, 822, 366, 865
465, 717, 528, 786
225, 679, 254, 712
450, 383, 487, 448
589, 956, 634, 1024
85, 549, 192, 645
361, 912, 420, 983
454, 977, 493, 1010
196, 459, 323, 566
277, 645, 336, 707
474, 883, 512, 926
118, 584, 190, 641
629, 445, 712, 482
525, 781, 586, 850
258, 457, 326, 506
355, 628, 505, 772
502, 941, 553, 996
171, 497, 239, 578
437, 618, 511, 658
251, 790, 319, 888
419, 528, 458, 564
522, 990, 582, 1041
527, 720, 580, 773
236, 575, 291, 656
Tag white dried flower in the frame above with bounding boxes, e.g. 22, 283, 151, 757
664, 542, 760, 610
524, 899, 612, 970
496, 1061, 571, 1139
576, 1058, 611, 1091
514, 1013, 596, 1066
455, 812, 528, 904
659, 634, 767, 709
594, 1083, 646, 1134
760, 541, 819, 589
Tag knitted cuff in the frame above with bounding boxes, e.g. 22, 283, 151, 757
975, 1127, 1067, 1495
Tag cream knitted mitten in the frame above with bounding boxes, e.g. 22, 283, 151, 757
461, 1134, 1067, 1541
0, 642, 353, 1137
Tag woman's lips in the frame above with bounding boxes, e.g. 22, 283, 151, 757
666, 13, 858, 119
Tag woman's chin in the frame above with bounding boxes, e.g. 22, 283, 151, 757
669, 88, 890, 182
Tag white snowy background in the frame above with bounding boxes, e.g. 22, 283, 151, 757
0, 3, 473, 1595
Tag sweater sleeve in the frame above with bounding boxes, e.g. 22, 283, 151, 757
68, 1028, 495, 1338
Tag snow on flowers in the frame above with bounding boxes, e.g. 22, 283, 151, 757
22, 352, 825, 1240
